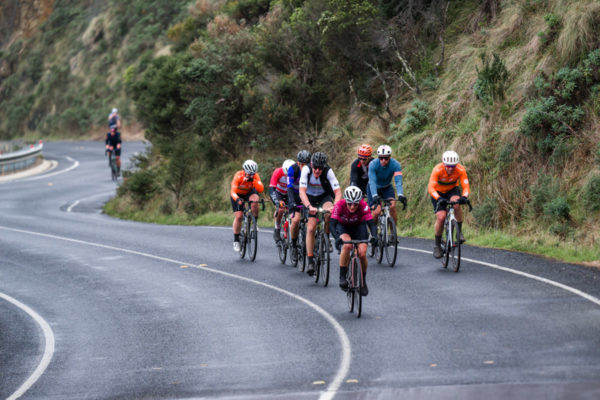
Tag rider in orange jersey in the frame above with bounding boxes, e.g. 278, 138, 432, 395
428, 151, 470, 259
231, 160, 264, 252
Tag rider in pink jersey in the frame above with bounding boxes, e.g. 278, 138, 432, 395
330, 186, 378, 296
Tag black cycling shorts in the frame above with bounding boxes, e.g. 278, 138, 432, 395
431, 187, 461, 212
334, 222, 369, 241
231, 189, 259, 212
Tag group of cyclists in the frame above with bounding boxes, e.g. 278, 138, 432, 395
105, 107, 122, 175
229, 144, 471, 296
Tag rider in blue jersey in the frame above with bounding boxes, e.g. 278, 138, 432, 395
367, 145, 407, 227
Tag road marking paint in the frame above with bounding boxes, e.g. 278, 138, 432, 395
313, 381, 326, 385
484, 360, 495, 365
430, 363, 438, 367
66, 191, 116, 213
66, 200, 79, 213
180, 265, 189, 268
23, 156, 79, 181
0, 225, 352, 400
0, 292, 55, 400
346, 379, 359, 383
398, 246, 600, 307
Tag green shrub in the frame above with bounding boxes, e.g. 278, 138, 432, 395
543, 196, 570, 220
474, 53, 509, 105
582, 174, 600, 212
473, 197, 499, 228
394, 100, 429, 137
122, 168, 161, 205
529, 173, 559, 216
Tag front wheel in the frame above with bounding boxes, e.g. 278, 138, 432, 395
355, 259, 363, 318
318, 232, 330, 286
278, 223, 288, 264
384, 217, 398, 267
239, 220, 247, 259
450, 220, 461, 272
298, 223, 307, 272
376, 217, 385, 264
347, 257, 357, 313
247, 215, 258, 262
441, 222, 450, 268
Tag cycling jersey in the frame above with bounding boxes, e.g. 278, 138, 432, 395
108, 112, 120, 129
105, 131, 121, 148
299, 165, 340, 197
230, 170, 264, 201
331, 199, 373, 226
367, 158, 404, 197
428, 163, 470, 200
350, 158, 371, 195
269, 167, 288, 195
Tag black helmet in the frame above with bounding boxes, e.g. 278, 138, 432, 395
311, 152, 327, 169
297, 150, 311, 164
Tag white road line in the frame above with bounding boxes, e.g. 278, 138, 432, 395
23, 156, 79, 181
399, 246, 600, 307
66, 200, 79, 213
0, 225, 351, 400
66, 191, 116, 213
0, 292, 55, 400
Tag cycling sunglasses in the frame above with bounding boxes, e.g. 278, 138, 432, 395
378, 156, 390, 160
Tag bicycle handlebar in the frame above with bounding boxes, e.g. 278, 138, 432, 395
241, 199, 265, 211
442, 199, 473, 212
371, 197, 406, 211
341, 240, 370, 244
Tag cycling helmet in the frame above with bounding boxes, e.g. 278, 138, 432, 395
343, 186, 363, 204
311, 152, 327, 169
357, 144, 373, 157
297, 150, 311, 164
442, 151, 459, 166
282, 159, 295, 175
242, 159, 258, 174
377, 145, 392, 156
111, 108, 118, 113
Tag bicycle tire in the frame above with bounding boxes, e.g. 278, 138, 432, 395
314, 228, 322, 283
298, 223, 307, 272
110, 156, 118, 182
384, 217, 398, 267
376, 217, 385, 264
441, 221, 450, 268
355, 259, 363, 318
347, 256, 356, 313
320, 232, 330, 287
450, 220, 461, 272
239, 219, 247, 259
248, 215, 258, 261
278, 223, 287, 264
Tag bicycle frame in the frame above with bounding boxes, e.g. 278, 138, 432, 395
342, 239, 369, 318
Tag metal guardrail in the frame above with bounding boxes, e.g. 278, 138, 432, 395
0, 141, 44, 175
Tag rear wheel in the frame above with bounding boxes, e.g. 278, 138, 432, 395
450, 220, 461, 272
248, 215, 258, 262
314, 229, 322, 283
355, 260, 363, 318
278, 222, 287, 264
347, 257, 356, 312
298, 223, 307, 272
384, 217, 398, 267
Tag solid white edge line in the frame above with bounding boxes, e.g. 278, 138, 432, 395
22, 157, 79, 181
0, 225, 351, 400
66, 200, 79, 213
66, 191, 116, 213
398, 246, 600, 307
0, 292, 55, 400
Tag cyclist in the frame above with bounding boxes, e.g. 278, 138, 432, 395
367, 144, 407, 226
286, 150, 311, 262
330, 186, 377, 296
299, 151, 342, 276
108, 108, 121, 131
350, 144, 374, 196
105, 126, 122, 174
269, 159, 295, 242
428, 150, 470, 259
230, 160, 265, 252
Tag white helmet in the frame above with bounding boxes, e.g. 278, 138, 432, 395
377, 145, 392, 156
343, 186, 363, 204
111, 108, 118, 113
282, 159, 294, 175
442, 151, 459, 166
242, 160, 258, 174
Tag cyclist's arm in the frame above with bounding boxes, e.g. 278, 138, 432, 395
391, 159, 404, 196
326, 169, 342, 203
367, 160, 379, 198
367, 219, 377, 238
329, 218, 340, 240
428, 166, 442, 200
350, 160, 360, 187
457, 165, 470, 198
268, 187, 279, 206
252, 173, 264, 193
230, 172, 243, 201
299, 166, 311, 207
116, 133, 122, 149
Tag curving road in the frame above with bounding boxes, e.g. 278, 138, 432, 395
1, 141, 599, 400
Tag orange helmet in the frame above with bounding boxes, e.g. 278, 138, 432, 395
357, 144, 373, 157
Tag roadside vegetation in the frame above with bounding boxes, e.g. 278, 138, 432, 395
2, 0, 599, 264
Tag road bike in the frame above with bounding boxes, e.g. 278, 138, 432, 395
277, 207, 291, 264
342, 239, 369, 318
238, 199, 265, 262
107, 150, 119, 183
439, 199, 472, 272
312, 207, 330, 287
291, 207, 307, 271
370, 198, 405, 267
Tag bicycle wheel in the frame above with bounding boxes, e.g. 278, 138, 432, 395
248, 215, 258, 261
278, 223, 287, 264
314, 229, 321, 283
110, 158, 118, 182
355, 259, 363, 318
450, 220, 461, 272
319, 232, 330, 287
376, 218, 385, 264
239, 219, 247, 259
298, 223, 307, 272
347, 256, 356, 313
441, 222, 450, 268
384, 217, 398, 267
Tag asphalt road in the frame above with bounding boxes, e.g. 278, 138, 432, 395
1, 141, 599, 400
